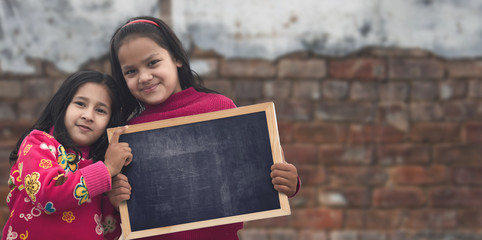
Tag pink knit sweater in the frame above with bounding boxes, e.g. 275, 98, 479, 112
128, 87, 243, 240
2, 130, 121, 240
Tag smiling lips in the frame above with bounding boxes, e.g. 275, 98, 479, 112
77, 124, 92, 132
142, 84, 158, 93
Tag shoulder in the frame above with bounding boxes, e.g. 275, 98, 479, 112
199, 92, 236, 111
22, 130, 60, 147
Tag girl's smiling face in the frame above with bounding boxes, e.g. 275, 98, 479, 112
118, 36, 182, 106
64, 82, 112, 146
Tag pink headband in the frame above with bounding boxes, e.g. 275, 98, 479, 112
122, 19, 160, 28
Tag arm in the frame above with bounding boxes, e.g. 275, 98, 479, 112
17, 130, 112, 213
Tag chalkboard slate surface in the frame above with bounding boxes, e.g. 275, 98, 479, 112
107, 102, 290, 239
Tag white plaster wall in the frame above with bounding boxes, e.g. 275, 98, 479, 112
173, 0, 482, 60
0, 0, 159, 73
1, 0, 481, 73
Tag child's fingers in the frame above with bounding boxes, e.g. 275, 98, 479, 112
110, 126, 128, 144
271, 162, 295, 171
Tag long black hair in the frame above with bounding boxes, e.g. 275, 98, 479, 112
9, 70, 124, 165
109, 16, 217, 121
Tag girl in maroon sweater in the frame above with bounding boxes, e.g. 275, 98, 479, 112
108, 16, 300, 240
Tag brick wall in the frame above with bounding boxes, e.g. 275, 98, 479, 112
2, 47, 482, 239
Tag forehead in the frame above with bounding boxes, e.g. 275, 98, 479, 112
73, 82, 112, 107
118, 36, 171, 64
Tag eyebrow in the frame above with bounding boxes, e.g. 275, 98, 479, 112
121, 53, 161, 70
73, 96, 110, 109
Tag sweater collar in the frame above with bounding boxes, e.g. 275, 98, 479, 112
143, 87, 199, 113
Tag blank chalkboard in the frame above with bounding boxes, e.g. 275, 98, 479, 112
107, 102, 290, 240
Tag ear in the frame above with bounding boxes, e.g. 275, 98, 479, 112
175, 59, 183, 68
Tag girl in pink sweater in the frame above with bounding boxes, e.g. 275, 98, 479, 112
108, 16, 300, 240
3, 71, 133, 240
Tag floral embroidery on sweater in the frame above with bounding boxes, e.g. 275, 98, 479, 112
24, 172, 41, 202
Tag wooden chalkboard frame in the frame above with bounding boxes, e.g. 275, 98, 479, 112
107, 102, 290, 240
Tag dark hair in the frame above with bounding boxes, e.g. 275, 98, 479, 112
9, 70, 124, 165
109, 16, 217, 121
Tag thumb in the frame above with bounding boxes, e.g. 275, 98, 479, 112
110, 126, 128, 144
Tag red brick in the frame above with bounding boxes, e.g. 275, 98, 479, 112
264, 80, 291, 99
379, 82, 409, 102
345, 210, 365, 228
348, 124, 405, 144
350, 82, 378, 101
0, 80, 21, 98
409, 102, 443, 121
330, 167, 388, 187
365, 210, 402, 229
234, 80, 263, 100
463, 122, 482, 143
282, 144, 318, 165
410, 81, 438, 101
439, 79, 467, 100
299, 230, 328, 240
373, 187, 425, 208
329, 58, 386, 80
388, 59, 444, 79
441, 101, 469, 121
0, 120, 33, 142
403, 210, 458, 230
289, 186, 317, 209
453, 167, 482, 185
297, 165, 326, 186
292, 80, 320, 100
220, 59, 276, 78
294, 122, 348, 144
319, 145, 373, 165
204, 79, 235, 100
278, 121, 294, 143
429, 187, 482, 208
457, 209, 482, 228
434, 145, 482, 165
278, 59, 326, 79
291, 208, 343, 229
376, 144, 430, 165
18, 99, 49, 121
321, 80, 349, 100
468, 79, 482, 99
376, 103, 409, 132
274, 99, 313, 121
320, 187, 371, 208
316, 102, 376, 123
410, 123, 460, 143
446, 60, 482, 78
389, 165, 448, 186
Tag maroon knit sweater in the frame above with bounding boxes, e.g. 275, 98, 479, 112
128, 87, 243, 240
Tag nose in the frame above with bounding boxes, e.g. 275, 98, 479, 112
81, 108, 94, 121
139, 69, 153, 83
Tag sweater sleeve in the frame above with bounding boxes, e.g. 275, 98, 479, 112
16, 130, 112, 214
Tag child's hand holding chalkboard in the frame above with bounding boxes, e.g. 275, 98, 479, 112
271, 162, 299, 198
104, 126, 133, 177
107, 173, 131, 211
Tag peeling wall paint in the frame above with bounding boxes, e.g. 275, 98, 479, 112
0, 0, 158, 73
1, 0, 481, 73
173, 0, 482, 60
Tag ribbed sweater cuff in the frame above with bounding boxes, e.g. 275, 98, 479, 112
80, 161, 112, 198
288, 176, 301, 198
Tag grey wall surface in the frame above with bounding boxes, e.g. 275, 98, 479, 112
1, 0, 481, 73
